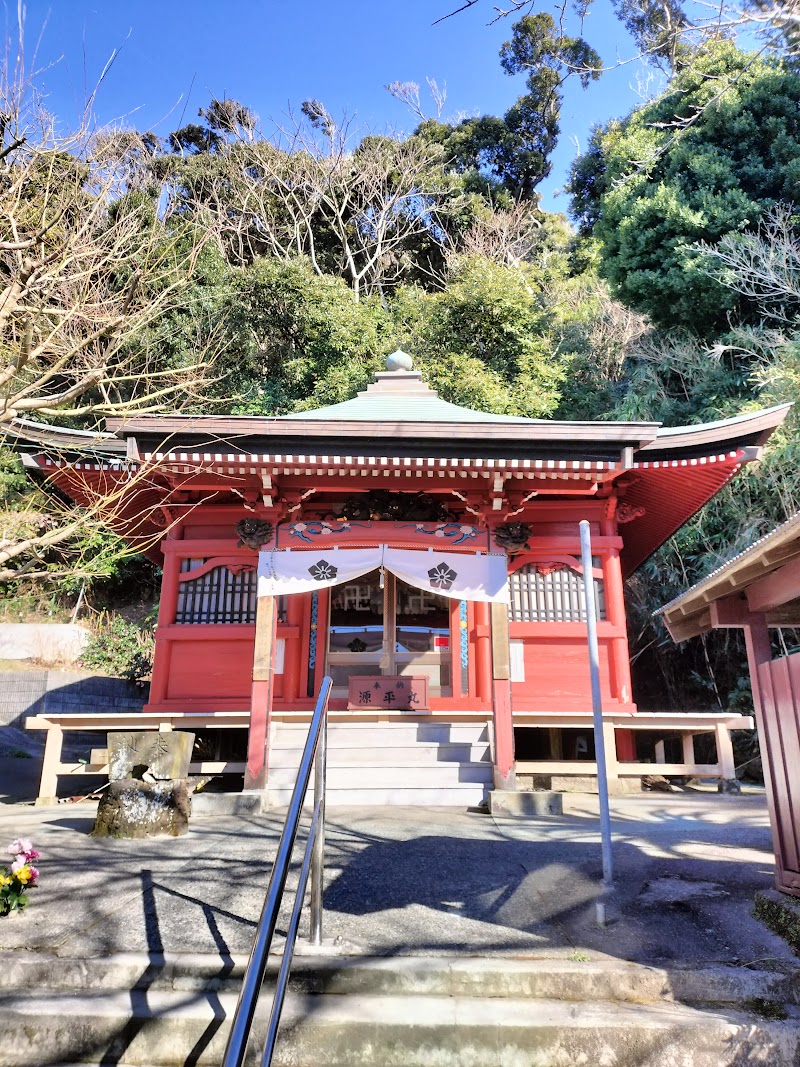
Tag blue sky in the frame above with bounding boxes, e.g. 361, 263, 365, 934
21, 0, 656, 213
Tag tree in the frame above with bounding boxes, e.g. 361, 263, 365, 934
162, 108, 463, 299
0, 66, 220, 581
438, 0, 800, 69
0, 104, 216, 426
416, 14, 600, 198
169, 97, 258, 154
391, 253, 572, 417
225, 257, 390, 415
567, 42, 800, 335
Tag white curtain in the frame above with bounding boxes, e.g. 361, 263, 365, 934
383, 547, 509, 603
258, 547, 382, 597
258, 546, 509, 603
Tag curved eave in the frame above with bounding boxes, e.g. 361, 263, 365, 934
2, 417, 125, 461
618, 405, 790, 576
639, 404, 790, 461
619, 453, 746, 578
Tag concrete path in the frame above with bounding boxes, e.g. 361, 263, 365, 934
0, 791, 794, 970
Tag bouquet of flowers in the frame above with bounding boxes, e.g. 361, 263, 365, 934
1, 839, 40, 916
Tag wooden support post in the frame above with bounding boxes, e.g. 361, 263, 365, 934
655, 740, 666, 765
245, 595, 276, 792
36, 725, 63, 805
743, 612, 773, 722
548, 728, 563, 760
714, 723, 736, 781
602, 721, 619, 784
490, 601, 516, 790
449, 599, 462, 699
682, 734, 695, 766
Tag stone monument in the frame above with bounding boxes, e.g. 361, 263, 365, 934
93, 730, 196, 838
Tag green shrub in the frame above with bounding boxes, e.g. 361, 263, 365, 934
79, 615, 154, 684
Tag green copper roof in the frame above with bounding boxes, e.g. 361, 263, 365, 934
279, 351, 537, 425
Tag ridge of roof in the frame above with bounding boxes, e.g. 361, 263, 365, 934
278, 368, 540, 424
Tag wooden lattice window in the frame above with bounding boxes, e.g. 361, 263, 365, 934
508, 562, 605, 623
176, 559, 258, 624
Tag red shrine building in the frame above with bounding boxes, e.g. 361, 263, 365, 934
17, 352, 789, 806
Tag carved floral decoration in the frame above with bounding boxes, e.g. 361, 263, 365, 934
288, 519, 369, 543
617, 503, 646, 524
494, 522, 532, 554
534, 561, 569, 576
397, 522, 478, 545
335, 490, 454, 523
235, 518, 274, 550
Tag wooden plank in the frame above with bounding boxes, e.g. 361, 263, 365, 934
36, 725, 63, 803
758, 657, 800, 875
515, 761, 722, 776
747, 557, 800, 614
253, 594, 276, 682
491, 602, 511, 681
781, 654, 800, 878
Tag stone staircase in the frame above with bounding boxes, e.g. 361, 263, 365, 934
1, 951, 799, 1066
266, 720, 494, 807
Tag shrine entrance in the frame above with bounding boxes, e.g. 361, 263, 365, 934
326, 569, 453, 701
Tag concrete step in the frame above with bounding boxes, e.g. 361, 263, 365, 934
266, 784, 491, 807
272, 722, 490, 745
266, 763, 493, 789
0, 952, 796, 1007
1, 987, 798, 1067
268, 742, 491, 765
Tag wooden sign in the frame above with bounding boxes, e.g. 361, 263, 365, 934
347, 675, 429, 711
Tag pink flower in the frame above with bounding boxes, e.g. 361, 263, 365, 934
7, 838, 32, 858
10, 857, 25, 874
27, 866, 39, 885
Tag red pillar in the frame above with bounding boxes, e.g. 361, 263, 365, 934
604, 549, 633, 706
149, 545, 181, 707
474, 601, 493, 708
282, 594, 304, 704
615, 729, 636, 762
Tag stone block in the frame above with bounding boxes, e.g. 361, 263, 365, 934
489, 790, 563, 817
718, 777, 742, 794
108, 731, 194, 781
93, 779, 192, 838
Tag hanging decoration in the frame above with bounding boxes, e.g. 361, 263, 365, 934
383, 547, 509, 603
258, 546, 509, 603
258, 547, 382, 597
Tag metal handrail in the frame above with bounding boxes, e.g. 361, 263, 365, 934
221, 675, 333, 1067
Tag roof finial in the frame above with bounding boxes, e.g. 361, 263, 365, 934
385, 348, 413, 372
